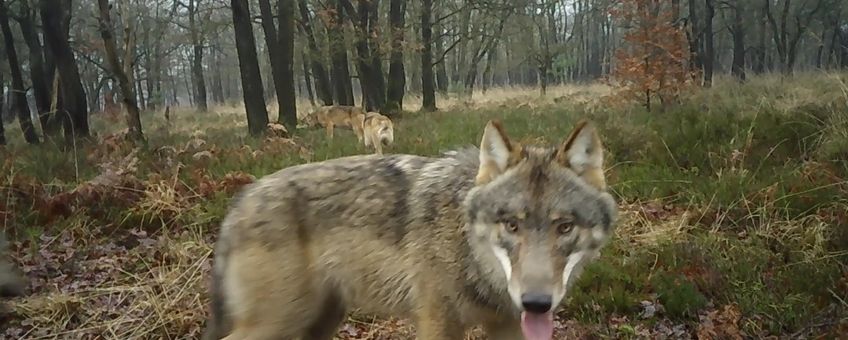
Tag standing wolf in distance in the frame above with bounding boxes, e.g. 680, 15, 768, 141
305, 105, 367, 142
362, 112, 394, 155
202, 119, 618, 340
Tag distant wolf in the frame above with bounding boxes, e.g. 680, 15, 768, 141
362, 112, 395, 155
202, 119, 618, 340
0, 234, 25, 298
306, 105, 366, 142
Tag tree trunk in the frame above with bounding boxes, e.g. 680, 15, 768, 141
482, 49, 495, 93
169, 68, 179, 106
420, 0, 436, 111
135, 70, 146, 111
702, 0, 715, 87
188, 0, 208, 112
384, 0, 406, 115
143, 28, 154, 108
365, 1, 386, 112
148, 42, 162, 109
97, 0, 144, 141
277, 0, 297, 127
0, 70, 4, 145
730, 0, 746, 81
753, 2, 768, 73
462, 12, 507, 96
765, 0, 790, 73
815, 28, 827, 69
301, 51, 315, 106
183, 61, 194, 105
840, 27, 848, 68
212, 46, 225, 103
340, 0, 385, 112
0, 0, 39, 144
409, 24, 421, 93
784, 1, 823, 73
40, 0, 89, 141
258, 0, 287, 121
231, 0, 269, 135
328, 0, 354, 105
453, 1, 471, 85
825, 24, 840, 68
435, 45, 449, 93
686, 0, 702, 74
433, 6, 449, 94
297, 0, 333, 105
15, 1, 59, 139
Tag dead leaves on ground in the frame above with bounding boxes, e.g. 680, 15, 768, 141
697, 304, 743, 340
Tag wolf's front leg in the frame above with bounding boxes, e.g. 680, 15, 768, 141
363, 131, 373, 148
413, 299, 466, 340
414, 317, 465, 340
325, 123, 335, 139
374, 138, 383, 155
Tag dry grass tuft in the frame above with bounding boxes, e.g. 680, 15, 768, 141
7, 226, 212, 339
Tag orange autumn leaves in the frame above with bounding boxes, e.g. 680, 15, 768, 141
608, 0, 696, 111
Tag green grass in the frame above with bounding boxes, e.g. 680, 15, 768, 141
2, 74, 847, 337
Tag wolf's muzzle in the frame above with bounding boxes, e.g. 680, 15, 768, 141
521, 293, 553, 313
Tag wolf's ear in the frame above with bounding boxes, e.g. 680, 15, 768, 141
556, 120, 606, 190
477, 120, 521, 185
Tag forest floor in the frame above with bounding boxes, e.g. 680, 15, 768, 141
1, 74, 847, 339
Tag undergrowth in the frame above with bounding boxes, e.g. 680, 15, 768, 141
1, 73, 846, 338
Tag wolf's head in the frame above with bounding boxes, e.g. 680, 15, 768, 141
465, 120, 617, 340
300, 107, 320, 127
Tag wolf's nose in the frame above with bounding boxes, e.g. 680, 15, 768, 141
521, 293, 552, 313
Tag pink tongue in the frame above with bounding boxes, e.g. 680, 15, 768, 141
521, 311, 554, 340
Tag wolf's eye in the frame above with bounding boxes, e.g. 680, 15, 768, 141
555, 219, 575, 234
503, 220, 519, 233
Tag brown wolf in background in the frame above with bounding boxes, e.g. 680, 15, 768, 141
362, 112, 394, 155
202, 120, 618, 340
307, 105, 366, 142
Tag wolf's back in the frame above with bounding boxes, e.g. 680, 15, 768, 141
202, 153, 470, 339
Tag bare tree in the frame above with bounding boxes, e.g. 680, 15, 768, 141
328, 0, 354, 105
14, 0, 58, 138
297, 0, 333, 105
0, 0, 39, 144
338, 0, 386, 112
97, 0, 144, 141
766, 0, 825, 73
703, 0, 715, 86
421, 0, 436, 111
187, 0, 208, 111
0, 74, 4, 145
257, 0, 286, 120
727, 0, 745, 81
385, 0, 407, 114
40, 0, 89, 141
231, 0, 269, 135
278, 0, 297, 127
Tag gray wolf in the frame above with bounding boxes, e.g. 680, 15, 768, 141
202, 119, 618, 340
362, 112, 394, 155
306, 105, 366, 142
0, 234, 25, 298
